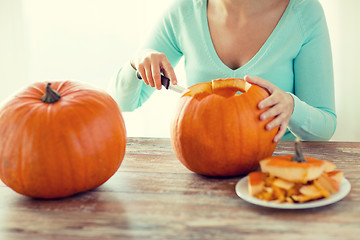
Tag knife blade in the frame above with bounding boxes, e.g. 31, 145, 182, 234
136, 71, 186, 94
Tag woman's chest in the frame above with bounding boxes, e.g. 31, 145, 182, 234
206, 1, 290, 70
208, 22, 276, 70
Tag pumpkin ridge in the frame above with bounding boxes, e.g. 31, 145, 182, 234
61, 106, 86, 196
171, 97, 194, 170
72, 97, 109, 192
17, 104, 45, 197
26, 102, 62, 197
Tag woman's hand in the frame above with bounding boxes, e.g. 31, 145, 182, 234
244, 76, 294, 142
131, 49, 177, 90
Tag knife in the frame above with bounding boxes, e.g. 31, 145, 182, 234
136, 71, 186, 94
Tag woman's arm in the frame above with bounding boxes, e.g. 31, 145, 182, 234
246, 0, 337, 142
108, 3, 183, 112
288, 0, 337, 141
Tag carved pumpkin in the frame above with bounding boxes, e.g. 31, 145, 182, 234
0, 81, 126, 199
170, 78, 278, 177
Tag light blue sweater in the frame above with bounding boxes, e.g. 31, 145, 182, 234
109, 0, 336, 141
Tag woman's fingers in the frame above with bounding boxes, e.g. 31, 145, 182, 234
137, 64, 149, 86
245, 75, 294, 142
161, 59, 177, 85
265, 110, 288, 130
258, 95, 277, 110
274, 123, 288, 142
150, 57, 162, 90
244, 75, 274, 94
263, 110, 290, 142
260, 103, 281, 122
133, 50, 177, 89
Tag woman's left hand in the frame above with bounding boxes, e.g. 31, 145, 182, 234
244, 76, 294, 142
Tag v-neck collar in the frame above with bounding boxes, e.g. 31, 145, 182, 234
200, 0, 294, 75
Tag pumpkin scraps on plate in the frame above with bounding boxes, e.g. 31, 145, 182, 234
248, 138, 343, 203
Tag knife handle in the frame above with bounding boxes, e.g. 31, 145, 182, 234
136, 71, 170, 89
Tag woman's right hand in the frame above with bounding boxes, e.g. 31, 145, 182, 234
131, 49, 177, 90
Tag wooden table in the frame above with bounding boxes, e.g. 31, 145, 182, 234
1, 138, 359, 240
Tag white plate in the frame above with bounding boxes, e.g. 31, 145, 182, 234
235, 175, 351, 209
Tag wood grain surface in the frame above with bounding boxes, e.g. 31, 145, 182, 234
0, 138, 359, 240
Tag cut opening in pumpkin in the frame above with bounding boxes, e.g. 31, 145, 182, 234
183, 78, 252, 100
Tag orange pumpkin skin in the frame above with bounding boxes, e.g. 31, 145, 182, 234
170, 78, 278, 177
0, 81, 126, 199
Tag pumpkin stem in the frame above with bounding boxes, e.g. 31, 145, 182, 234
42, 83, 61, 104
291, 137, 307, 163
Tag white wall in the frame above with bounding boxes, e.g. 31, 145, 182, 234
0, 0, 29, 99
319, 0, 360, 141
1, 0, 359, 141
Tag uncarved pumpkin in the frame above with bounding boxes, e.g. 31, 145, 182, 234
0, 81, 126, 199
170, 78, 278, 177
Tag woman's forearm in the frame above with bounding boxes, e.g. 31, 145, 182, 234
108, 63, 154, 112
288, 94, 337, 141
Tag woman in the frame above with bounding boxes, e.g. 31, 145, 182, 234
109, 0, 336, 142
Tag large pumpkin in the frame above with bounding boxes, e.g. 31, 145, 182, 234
170, 78, 278, 177
0, 81, 126, 199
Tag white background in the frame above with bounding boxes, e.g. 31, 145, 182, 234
1, 0, 359, 141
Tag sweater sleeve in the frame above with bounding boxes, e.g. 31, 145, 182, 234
108, 1, 184, 112
287, 0, 337, 141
